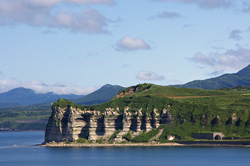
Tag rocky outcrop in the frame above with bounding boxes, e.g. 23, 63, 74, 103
211, 116, 221, 125
201, 115, 209, 126
115, 84, 151, 98
226, 113, 237, 125
45, 106, 173, 143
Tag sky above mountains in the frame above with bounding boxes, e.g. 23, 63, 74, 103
1, 0, 250, 95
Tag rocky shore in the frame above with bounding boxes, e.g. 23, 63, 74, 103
41, 142, 183, 147
40, 141, 250, 148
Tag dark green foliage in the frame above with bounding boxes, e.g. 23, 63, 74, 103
122, 131, 132, 141
221, 86, 250, 91
96, 137, 104, 144
76, 138, 87, 143
119, 83, 152, 94
159, 123, 200, 142
52, 99, 84, 109
66, 140, 72, 144
108, 129, 121, 141
131, 129, 159, 142
0, 121, 47, 131
0, 103, 51, 112
137, 83, 152, 92
0, 110, 50, 131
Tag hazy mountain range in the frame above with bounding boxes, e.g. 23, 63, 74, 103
0, 84, 125, 109
0, 88, 84, 108
1, 64, 250, 109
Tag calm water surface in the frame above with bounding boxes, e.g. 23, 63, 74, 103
0, 131, 250, 166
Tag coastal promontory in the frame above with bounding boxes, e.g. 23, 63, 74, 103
44, 84, 250, 145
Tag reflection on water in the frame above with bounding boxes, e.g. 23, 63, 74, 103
0, 131, 250, 166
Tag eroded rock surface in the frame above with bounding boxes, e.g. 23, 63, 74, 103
45, 106, 173, 143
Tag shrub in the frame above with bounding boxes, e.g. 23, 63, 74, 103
76, 138, 87, 143
66, 140, 72, 144
131, 129, 159, 143
96, 137, 104, 144
108, 129, 121, 141
122, 131, 132, 141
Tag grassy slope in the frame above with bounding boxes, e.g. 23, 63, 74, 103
86, 84, 229, 111
81, 84, 250, 141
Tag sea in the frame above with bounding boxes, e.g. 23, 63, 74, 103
0, 131, 250, 166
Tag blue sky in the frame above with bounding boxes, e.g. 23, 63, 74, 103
1, 0, 250, 94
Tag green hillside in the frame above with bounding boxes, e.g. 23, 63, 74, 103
84, 84, 248, 115
69, 84, 250, 141
174, 64, 250, 89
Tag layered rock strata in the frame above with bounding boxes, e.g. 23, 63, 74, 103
45, 106, 173, 143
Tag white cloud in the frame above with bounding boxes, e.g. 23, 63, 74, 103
51, 9, 108, 33
189, 47, 250, 72
137, 71, 165, 81
0, 79, 97, 95
154, 0, 232, 9
116, 36, 151, 52
0, 0, 112, 33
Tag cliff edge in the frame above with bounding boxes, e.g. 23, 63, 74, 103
45, 99, 172, 143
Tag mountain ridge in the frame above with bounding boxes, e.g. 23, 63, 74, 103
173, 64, 250, 89
74, 84, 125, 106
0, 87, 84, 108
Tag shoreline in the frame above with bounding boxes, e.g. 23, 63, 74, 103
40, 141, 250, 148
40, 142, 184, 147
0, 130, 44, 132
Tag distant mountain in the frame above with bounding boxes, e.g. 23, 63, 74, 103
0, 87, 84, 108
174, 64, 250, 89
75, 84, 125, 106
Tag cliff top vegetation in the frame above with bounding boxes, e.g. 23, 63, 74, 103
48, 83, 250, 141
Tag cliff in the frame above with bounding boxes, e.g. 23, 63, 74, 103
45, 104, 172, 143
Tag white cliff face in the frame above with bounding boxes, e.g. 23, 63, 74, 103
45, 106, 173, 143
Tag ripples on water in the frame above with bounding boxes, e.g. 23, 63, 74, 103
0, 131, 250, 166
